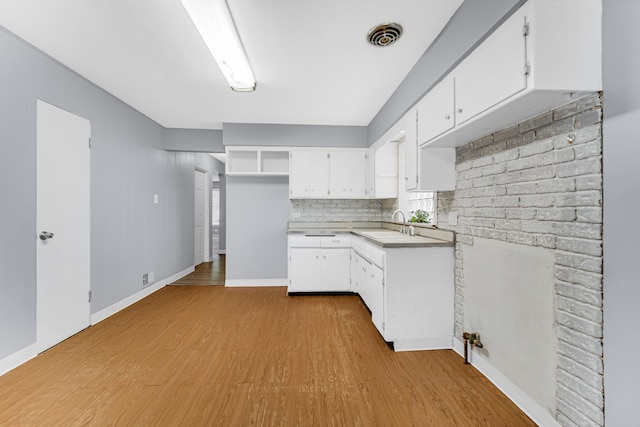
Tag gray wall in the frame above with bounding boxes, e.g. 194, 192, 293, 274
367, 0, 524, 144
223, 123, 368, 148
225, 176, 289, 281
165, 128, 224, 152
602, 0, 640, 424
0, 26, 198, 359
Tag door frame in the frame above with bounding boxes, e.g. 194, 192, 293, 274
195, 168, 210, 264
36, 99, 91, 353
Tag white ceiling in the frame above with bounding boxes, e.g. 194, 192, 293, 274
0, 0, 462, 129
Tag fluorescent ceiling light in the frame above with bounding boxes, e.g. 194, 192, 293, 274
180, 0, 256, 92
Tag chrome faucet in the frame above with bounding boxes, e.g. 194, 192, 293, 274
391, 210, 407, 234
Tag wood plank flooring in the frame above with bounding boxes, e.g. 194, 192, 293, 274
0, 262, 535, 426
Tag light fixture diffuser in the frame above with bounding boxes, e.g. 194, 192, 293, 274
180, 0, 256, 92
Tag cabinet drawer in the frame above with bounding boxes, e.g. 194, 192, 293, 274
288, 235, 322, 248
321, 236, 351, 248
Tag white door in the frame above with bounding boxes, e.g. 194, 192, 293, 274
194, 170, 205, 265
36, 100, 91, 353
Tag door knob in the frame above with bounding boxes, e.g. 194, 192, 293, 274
39, 231, 55, 240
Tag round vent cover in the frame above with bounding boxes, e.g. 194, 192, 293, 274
367, 23, 403, 47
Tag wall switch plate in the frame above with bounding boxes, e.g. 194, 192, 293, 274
142, 273, 149, 286
153, 194, 159, 204
449, 212, 458, 226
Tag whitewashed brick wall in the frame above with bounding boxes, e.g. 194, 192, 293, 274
438, 93, 603, 426
290, 199, 397, 222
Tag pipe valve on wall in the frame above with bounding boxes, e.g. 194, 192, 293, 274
462, 332, 483, 364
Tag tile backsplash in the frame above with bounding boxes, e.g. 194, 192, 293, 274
290, 199, 397, 223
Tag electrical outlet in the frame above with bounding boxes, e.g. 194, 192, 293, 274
142, 273, 149, 286
292, 212, 301, 218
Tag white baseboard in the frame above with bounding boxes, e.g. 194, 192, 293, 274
218, 250, 226, 255
225, 278, 288, 287
452, 338, 560, 427
90, 266, 194, 325
393, 335, 452, 352
0, 343, 39, 377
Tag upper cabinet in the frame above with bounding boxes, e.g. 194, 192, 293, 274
289, 149, 366, 199
419, 0, 601, 148
329, 150, 367, 198
417, 76, 456, 145
454, 8, 527, 127
290, 150, 330, 198
226, 147, 289, 175
372, 140, 398, 198
403, 108, 418, 191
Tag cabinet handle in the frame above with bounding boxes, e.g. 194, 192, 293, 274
445, 114, 451, 120
323, 256, 326, 259
457, 108, 464, 114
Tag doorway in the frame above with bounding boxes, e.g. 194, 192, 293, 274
194, 169, 209, 266
36, 100, 91, 353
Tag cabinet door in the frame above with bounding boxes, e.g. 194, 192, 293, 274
369, 264, 385, 336
454, 6, 527, 125
322, 248, 351, 291
350, 250, 359, 292
403, 109, 418, 191
290, 151, 310, 198
374, 141, 398, 198
308, 151, 330, 197
330, 151, 366, 198
417, 76, 455, 144
366, 147, 375, 198
289, 248, 322, 291
358, 256, 372, 309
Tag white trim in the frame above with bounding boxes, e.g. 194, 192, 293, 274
225, 278, 288, 287
90, 266, 194, 325
0, 343, 39, 377
393, 335, 452, 352
218, 250, 226, 255
452, 338, 561, 427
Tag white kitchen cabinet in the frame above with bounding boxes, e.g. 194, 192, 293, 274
421, 0, 601, 148
372, 140, 398, 198
351, 236, 454, 351
290, 149, 366, 199
403, 108, 418, 191
417, 76, 456, 145
454, 7, 527, 127
288, 234, 351, 292
289, 150, 330, 198
369, 263, 385, 335
329, 150, 366, 198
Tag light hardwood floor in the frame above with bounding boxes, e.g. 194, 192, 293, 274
0, 260, 534, 426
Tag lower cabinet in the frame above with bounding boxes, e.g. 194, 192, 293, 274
289, 234, 454, 351
288, 235, 351, 292
351, 236, 454, 351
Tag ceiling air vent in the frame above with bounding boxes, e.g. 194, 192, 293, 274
367, 23, 403, 47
